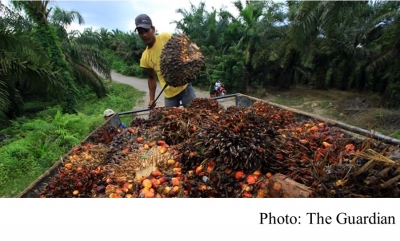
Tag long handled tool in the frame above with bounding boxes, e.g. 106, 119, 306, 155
151, 84, 168, 108
118, 84, 168, 116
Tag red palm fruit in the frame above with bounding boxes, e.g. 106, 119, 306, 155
207, 161, 216, 173
64, 163, 73, 170
199, 184, 207, 191
151, 178, 160, 188
171, 178, 180, 186
173, 168, 181, 173
253, 170, 261, 177
137, 137, 144, 143
151, 170, 162, 177
235, 171, 245, 180
144, 190, 155, 198
246, 175, 257, 185
157, 140, 167, 146
159, 176, 171, 184
195, 165, 203, 174
242, 191, 252, 198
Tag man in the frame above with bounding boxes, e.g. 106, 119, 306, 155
215, 79, 222, 91
135, 14, 196, 108
103, 109, 127, 128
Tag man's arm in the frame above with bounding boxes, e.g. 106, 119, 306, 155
147, 68, 157, 108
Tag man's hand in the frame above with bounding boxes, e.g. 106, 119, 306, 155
148, 100, 156, 109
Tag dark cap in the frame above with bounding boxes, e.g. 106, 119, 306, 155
135, 14, 152, 30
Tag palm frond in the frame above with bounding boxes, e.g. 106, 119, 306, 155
70, 62, 106, 97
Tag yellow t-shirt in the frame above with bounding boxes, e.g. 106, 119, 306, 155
140, 32, 188, 98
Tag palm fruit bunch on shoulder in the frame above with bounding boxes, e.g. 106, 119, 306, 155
160, 34, 205, 87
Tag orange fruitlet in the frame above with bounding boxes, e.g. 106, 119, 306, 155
167, 159, 176, 165
195, 165, 203, 174
322, 141, 332, 148
64, 163, 73, 170
160, 146, 168, 154
157, 140, 167, 146
144, 190, 155, 198
171, 178, 180, 186
246, 175, 257, 185
142, 179, 152, 189
253, 170, 261, 177
151, 178, 160, 188
235, 171, 245, 180
173, 167, 181, 173
242, 191, 252, 198
151, 170, 162, 177
345, 143, 355, 151
199, 184, 207, 191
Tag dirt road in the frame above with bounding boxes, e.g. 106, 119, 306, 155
111, 71, 234, 109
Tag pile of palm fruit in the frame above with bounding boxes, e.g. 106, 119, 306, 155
38, 98, 400, 198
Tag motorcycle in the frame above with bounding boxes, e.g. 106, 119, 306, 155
217, 85, 227, 96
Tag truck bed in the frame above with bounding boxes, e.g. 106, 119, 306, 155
17, 94, 400, 198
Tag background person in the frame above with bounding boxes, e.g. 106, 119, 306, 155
214, 79, 222, 91
135, 14, 196, 108
103, 109, 127, 128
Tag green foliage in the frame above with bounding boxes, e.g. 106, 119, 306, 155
102, 48, 146, 77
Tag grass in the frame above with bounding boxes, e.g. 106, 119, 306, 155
273, 95, 305, 106
0, 81, 145, 197
392, 132, 400, 139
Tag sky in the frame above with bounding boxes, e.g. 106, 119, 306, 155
3, 0, 243, 33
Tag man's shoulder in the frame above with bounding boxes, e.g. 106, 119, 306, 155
157, 32, 172, 42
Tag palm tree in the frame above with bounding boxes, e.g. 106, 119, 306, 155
62, 28, 111, 97
234, 1, 264, 92
367, 1, 400, 108
1, 2, 57, 118
287, 1, 374, 90
12, 0, 78, 113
